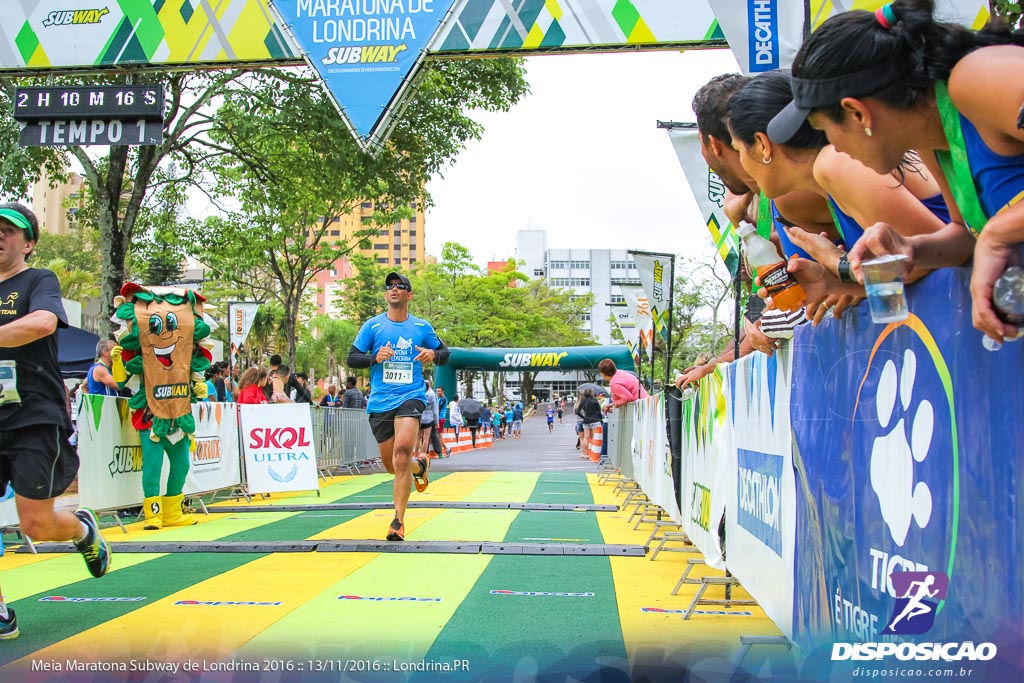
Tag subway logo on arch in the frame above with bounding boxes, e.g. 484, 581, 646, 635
498, 352, 568, 368
748, 0, 779, 71
321, 44, 407, 65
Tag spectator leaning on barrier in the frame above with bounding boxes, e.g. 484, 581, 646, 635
783, 0, 1023, 344
597, 358, 649, 410
0, 201, 111, 640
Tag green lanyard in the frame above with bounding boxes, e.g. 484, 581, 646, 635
934, 80, 988, 234
825, 199, 847, 244
757, 193, 772, 240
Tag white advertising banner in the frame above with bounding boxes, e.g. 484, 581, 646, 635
239, 404, 320, 495
631, 252, 674, 343
631, 393, 681, 523
0, 485, 19, 528
723, 345, 797, 640
76, 396, 244, 510
228, 302, 260, 365
610, 305, 642, 367
620, 285, 654, 361
678, 366, 732, 569
666, 126, 740, 276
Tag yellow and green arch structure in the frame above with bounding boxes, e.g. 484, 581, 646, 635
0, 471, 786, 680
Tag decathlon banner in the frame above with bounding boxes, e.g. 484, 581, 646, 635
790, 266, 1022, 678
666, 126, 740, 276
620, 285, 654, 361
240, 404, 320, 494
269, 0, 458, 148
631, 251, 674, 342
76, 396, 244, 510
0, 0, 298, 73
722, 345, 796, 641
430, 0, 723, 53
631, 392, 681, 523
679, 365, 731, 569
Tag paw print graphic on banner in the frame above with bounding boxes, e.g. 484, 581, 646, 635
869, 349, 934, 547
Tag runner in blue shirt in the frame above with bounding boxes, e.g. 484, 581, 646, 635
347, 272, 450, 541
545, 404, 555, 433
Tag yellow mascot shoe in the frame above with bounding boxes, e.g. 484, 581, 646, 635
142, 496, 162, 530
161, 494, 197, 527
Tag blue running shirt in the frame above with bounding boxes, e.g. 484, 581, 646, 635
353, 313, 443, 413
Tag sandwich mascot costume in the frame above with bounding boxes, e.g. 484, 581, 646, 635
111, 283, 214, 529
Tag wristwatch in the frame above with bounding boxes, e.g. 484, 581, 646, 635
837, 253, 859, 284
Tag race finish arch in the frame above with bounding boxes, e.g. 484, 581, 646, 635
3, 1, 988, 152
432, 345, 634, 402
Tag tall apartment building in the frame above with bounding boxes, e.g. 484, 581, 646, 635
29, 168, 86, 235
310, 200, 427, 316
515, 229, 641, 346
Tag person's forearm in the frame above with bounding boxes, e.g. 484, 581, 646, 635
0, 311, 58, 347
909, 223, 976, 269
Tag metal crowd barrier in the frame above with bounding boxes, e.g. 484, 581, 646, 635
604, 402, 635, 480
309, 406, 382, 475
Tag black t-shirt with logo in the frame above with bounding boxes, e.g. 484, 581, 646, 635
0, 268, 71, 431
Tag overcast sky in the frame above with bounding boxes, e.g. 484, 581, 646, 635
424, 48, 741, 268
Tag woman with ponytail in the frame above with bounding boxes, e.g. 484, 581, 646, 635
727, 70, 949, 323
780, 0, 1024, 343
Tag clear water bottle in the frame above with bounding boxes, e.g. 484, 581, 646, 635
982, 266, 1024, 351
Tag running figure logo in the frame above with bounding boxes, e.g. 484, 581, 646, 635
882, 571, 949, 635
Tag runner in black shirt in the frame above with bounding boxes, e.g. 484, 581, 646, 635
0, 203, 111, 640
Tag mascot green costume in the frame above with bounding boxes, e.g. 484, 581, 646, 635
113, 283, 213, 529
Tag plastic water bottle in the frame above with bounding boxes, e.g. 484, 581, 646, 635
982, 266, 1024, 351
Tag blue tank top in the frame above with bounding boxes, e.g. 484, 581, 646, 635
771, 200, 815, 261
960, 114, 1024, 217
87, 362, 117, 396
919, 192, 951, 224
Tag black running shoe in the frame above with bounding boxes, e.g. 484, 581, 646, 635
74, 509, 112, 578
386, 517, 405, 542
0, 609, 18, 640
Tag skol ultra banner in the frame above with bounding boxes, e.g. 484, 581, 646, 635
666, 126, 740, 276
678, 364, 732, 569
790, 266, 1022, 680
620, 285, 654, 361
0, 0, 298, 72
722, 344, 797, 640
240, 403, 320, 494
631, 251, 673, 342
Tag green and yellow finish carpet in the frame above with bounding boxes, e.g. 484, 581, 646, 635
0, 472, 785, 681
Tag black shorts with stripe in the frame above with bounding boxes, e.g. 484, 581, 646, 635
0, 424, 79, 500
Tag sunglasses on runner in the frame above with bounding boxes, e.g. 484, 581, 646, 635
385, 282, 409, 291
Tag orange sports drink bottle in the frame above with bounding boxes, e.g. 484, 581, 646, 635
736, 222, 806, 311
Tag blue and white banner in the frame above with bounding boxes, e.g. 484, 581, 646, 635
723, 345, 797, 640
632, 393, 680, 523
707, 0, 802, 74
790, 266, 1022, 679
270, 0, 457, 147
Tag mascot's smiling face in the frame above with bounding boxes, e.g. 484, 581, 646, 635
136, 299, 194, 372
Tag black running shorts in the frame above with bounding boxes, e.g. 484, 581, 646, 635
368, 399, 425, 444
0, 424, 79, 500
